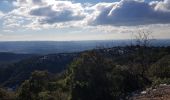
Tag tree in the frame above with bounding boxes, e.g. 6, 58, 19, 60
17, 71, 49, 100
134, 29, 153, 47
17, 70, 70, 100
150, 55, 170, 79
130, 29, 153, 84
66, 51, 146, 100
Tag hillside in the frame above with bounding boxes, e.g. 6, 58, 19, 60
0, 46, 170, 100
0, 53, 79, 89
0, 52, 36, 65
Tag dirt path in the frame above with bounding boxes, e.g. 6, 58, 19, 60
132, 85, 170, 100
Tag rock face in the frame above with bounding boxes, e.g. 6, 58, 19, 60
132, 84, 170, 100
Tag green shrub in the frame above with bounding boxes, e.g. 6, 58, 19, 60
66, 51, 147, 100
149, 55, 170, 78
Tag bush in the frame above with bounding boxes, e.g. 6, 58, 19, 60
0, 88, 16, 100
66, 51, 147, 100
149, 55, 170, 78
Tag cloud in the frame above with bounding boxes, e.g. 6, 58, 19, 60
3, 29, 14, 33
2, 0, 170, 31
88, 0, 170, 26
0, 11, 4, 18
0, 0, 16, 3
14, 0, 41, 5
1, 0, 87, 30
29, 1, 86, 23
154, 0, 170, 11
12, 0, 86, 24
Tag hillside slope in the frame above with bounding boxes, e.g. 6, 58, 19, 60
0, 53, 79, 88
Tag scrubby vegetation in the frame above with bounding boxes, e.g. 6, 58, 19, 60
0, 88, 15, 100
0, 53, 78, 88
0, 45, 170, 100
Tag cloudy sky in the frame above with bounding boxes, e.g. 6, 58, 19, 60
0, 0, 170, 41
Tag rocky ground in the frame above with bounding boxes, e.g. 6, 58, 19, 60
132, 84, 170, 100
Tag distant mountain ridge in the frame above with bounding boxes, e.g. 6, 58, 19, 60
0, 52, 36, 64
0, 40, 169, 54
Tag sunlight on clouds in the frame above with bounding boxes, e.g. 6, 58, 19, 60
154, 0, 170, 11
0, 11, 4, 18
0, 0, 170, 40
3, 30, 14, 33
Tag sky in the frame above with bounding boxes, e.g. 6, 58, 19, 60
0, 0, 170, 41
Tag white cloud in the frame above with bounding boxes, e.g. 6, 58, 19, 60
0, 34, 3, 37
154, 0, 170, 11
13, 0, 44, 7
87, 0, 170, 26
29, 1, 86, 23
2, 0, 170, 32
0, 11, 4, 18
3, 29, 14, 33
2, 0, 87, 30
